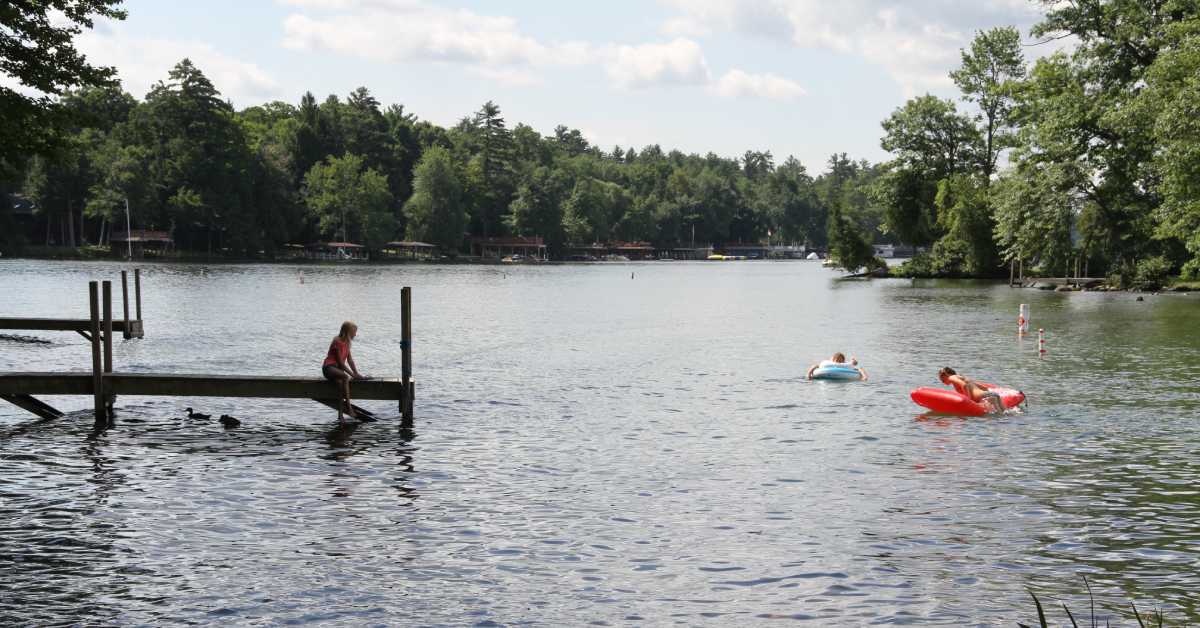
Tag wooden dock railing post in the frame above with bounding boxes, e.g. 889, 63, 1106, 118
103, 280, 115, 415
134, 268, 143, 335
102, 281, 113, 374
121, 271, 131, 339
88, 281, 106, 428
401, 286, 413, 426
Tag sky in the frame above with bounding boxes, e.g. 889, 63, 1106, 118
65, 0, 1053, 172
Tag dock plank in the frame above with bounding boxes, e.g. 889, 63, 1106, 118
0, 318, 139, 333
0, 372, 408, 400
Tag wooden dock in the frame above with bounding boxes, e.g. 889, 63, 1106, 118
0, 277, 414, 429
0, 372, 412, 421
0, 317, 142, 338
0, 269, 145, 339
1017, 277, 1105, 289
1008, 257, 1102, 289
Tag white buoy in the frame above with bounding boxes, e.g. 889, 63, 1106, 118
1019, 304, 1029, 335
1038, 328, 1046, 357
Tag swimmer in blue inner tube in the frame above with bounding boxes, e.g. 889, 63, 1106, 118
806, 352, 868, 380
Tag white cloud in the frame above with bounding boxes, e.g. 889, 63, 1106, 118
604, 38, 710, 88
712, 69, 806, 101
1, 16, 280, 106
74, 24, 281, 104
467, 66, 543, 88
660, 15, 711, 38
278, 1, 802, 100
281, 1, 591, 72
657, 0, 1047, 94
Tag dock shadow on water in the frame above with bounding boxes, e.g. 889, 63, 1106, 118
2, 260, 1199, 624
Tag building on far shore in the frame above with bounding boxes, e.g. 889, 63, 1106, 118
722, 244, 769, 259
610, 241, 655, 260
768, 244, 808, 259
873, 244, 915, 258
470, 236, 547, 260
111, 230, 174, 258
657, 246, 714, 260
381, 241, 438, 260
717, 243, 809, 259
563, 243, 606, 261
565, 241, 656, 261
304, 241, 368, 260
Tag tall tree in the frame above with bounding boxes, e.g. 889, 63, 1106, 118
1005, 0, 1188, 275
760, 156, 821, 246
742, 150, 774, 180
303, 152, 395, 248
0, 0, 126, 175
1141, 20, 1200, 278
878, 96, 980, 254
508, 166, 571, 254
874, 166, 939, 248
471, 101, 515, 237
404, 145, 466, 254
992, 162, 1079, 275
86, 134, 151, 246
880, 96, 980, 179
951, 26, 1026, 181
933, 174, 999, 275
131, 59, 257, 253
827, 203, 883, 273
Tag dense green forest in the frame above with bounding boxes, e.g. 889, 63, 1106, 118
3, 60, 874, 260
3, 1, 1200, 286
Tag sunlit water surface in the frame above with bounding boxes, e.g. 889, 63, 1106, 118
2, 259, 1198, 626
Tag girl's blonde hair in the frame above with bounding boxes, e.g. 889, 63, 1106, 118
338, 321, 357, 343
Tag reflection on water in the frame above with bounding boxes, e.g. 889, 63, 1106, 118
1, 259, 1198, 625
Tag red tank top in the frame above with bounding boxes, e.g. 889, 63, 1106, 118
323, 337, 349, 367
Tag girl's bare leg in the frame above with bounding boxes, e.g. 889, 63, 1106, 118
342, 379, 357, 419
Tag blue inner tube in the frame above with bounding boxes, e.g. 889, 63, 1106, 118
811, 365, 862, 380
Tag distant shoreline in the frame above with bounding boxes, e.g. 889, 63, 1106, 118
4, 249, 1195, 292
0, 247, 813, 266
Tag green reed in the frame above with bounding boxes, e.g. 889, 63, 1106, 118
1019, 576, 1164, 628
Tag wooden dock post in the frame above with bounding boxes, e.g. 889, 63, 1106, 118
121, 271, 131, 339
103, 280, 115, 413
134, 268, 143, 329
88, 282, 107, 428
401, 286, 413, 426
102, 281, 113, 374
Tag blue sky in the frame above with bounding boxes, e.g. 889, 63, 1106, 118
72, 0, 1050, 172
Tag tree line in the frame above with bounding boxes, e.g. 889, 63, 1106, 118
3, 57, 882, 259
865, 0, 1200, 285
3, 1, 1200, 284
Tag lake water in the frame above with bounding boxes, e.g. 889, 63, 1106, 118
1, 259, 1198, 626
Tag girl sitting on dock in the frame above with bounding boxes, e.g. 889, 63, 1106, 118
322, 321, 365, 422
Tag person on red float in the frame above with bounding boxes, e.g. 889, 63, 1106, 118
939, 367, 1002, 413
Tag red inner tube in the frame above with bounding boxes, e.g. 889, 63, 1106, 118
910, 383, 1025, 416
